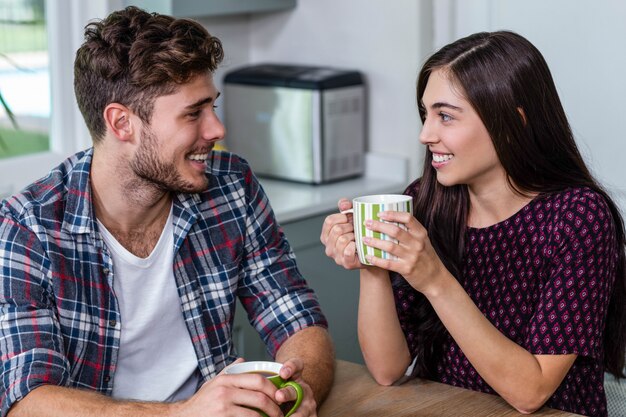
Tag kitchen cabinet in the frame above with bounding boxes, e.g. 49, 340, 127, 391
233, 212, 364, 364
124, 0, 296, 17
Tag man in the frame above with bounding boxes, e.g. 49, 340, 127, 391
0, 6, 334, 417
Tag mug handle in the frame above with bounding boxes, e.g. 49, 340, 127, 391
340, 208, 354, 214
280, 380, 303, 417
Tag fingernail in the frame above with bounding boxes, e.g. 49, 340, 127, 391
363, 236, 371, 244
364, 219, 372, 227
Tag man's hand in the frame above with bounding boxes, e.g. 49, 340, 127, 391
275, 358, 318, 417
275, 327, 335, 416
176, 359, 284, 417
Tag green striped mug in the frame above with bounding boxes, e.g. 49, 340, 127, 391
344, 194, 413, 266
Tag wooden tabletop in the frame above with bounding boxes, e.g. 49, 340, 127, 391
318, 360, 582, 417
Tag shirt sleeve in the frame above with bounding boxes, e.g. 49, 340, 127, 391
236, 167, 328, 357
0, 211, 70, 417
525, 192, 618, 358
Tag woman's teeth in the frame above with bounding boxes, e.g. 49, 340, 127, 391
433, 153, 453, 163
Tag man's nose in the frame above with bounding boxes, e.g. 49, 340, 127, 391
202, 113, 226, 142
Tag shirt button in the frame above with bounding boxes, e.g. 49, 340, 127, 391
104, 375, 111, 383
102, 268, 110, 275
109, 319, 117, 327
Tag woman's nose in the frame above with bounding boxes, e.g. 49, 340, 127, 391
419, 117, 437, 145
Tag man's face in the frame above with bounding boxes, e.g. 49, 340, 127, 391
129, 72, 225, 194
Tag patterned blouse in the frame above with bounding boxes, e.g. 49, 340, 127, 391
393, 186, 619, 416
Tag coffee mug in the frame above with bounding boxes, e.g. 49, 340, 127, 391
342, 194, 413, 266
224, 361, 303, 417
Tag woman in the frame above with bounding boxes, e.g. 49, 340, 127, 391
320, 31, 626, 416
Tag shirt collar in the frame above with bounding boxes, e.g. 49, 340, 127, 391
61, 148, 97, 235
62, 148, 201, 242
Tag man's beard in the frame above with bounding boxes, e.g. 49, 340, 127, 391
129, 127, 209, 194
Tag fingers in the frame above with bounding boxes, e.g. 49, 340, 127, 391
320, 213, 352, 245
230, 387, 282, 417
193, 374, 283, 417
277, 380, 318, 417
363, 252, 400, 273
337, 198, 352, 212
275, 385, 299, 403
363, 219, 404, 240
279, 358, 303, 380
332, 232, 362, 269
377, 211, 426, 235
219, 357, 245, 375
320, 198, 352, 245
326, 223, 354, 250
362, 235, 398, 255
321, 219, 356, 265
276, 359, 303, 403
377, 210, 414, 224
220, 373, 280, 401
286, 380, 317, 417
342, 239, 357, 258
364, 212, 425, 239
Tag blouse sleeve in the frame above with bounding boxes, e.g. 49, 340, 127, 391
525, 190, 619, 358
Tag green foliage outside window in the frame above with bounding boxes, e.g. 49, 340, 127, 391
0, 0, 49, 159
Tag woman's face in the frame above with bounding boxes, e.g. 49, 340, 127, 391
419, 68, 506, 192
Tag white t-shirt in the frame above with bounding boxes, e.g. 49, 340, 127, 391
98, 207, 200, 402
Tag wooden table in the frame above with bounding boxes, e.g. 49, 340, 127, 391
318, 360, 582, 416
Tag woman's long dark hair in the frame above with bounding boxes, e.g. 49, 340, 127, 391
407, 31, 626, 378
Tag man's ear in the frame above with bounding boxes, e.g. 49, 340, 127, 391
103, 103, 135, 142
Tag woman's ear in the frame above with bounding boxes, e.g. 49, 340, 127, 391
517, 107, 527, 126
103, 103, 135, 142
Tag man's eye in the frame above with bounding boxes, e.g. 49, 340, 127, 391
188, 110, 201, 119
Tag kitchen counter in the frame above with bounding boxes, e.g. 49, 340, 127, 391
260, 153, 409, 223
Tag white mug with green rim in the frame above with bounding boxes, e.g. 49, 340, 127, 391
343, 194, 413, 266
224, 361, 303, 417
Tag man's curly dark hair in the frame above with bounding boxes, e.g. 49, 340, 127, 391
74, 6, 224, 143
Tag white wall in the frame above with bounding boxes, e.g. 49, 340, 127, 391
203, 0, 434, 181
14, 1, 623, 203
442, 0, 626, 213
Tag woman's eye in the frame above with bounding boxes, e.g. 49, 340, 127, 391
439, 112, 452, 122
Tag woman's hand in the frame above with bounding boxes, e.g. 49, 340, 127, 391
361, 210, 447, 295
319, 199, 363, 270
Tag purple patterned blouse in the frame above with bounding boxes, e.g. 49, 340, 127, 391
393, 186, 619, 417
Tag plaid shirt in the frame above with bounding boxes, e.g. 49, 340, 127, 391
0, 148, 327, 416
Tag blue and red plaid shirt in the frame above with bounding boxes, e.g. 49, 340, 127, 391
0, 148, 327, 416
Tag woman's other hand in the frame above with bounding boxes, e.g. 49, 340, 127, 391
319, 199, 363, 270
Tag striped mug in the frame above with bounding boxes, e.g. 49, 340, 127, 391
343, 194, 413, 266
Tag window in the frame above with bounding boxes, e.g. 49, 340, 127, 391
0, 0, 50, 160
0, 1, 110, 198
